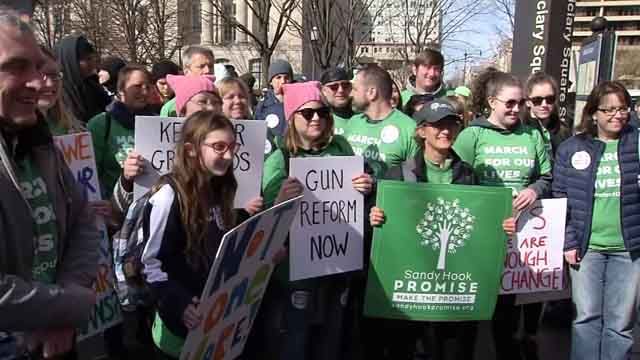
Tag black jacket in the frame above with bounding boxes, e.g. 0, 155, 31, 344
553, 125, 640, 256
56, 35, 111, 122
523, 113, 572, 157
384, 150, 477, 185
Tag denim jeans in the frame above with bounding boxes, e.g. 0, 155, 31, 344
570, 250, 640, 360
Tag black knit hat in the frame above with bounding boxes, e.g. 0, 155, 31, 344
151, 60, 181, 82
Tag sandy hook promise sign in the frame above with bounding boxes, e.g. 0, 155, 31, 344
181, 195, 302, 360
134, 116, 267, 207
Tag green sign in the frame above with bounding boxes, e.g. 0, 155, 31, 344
364, 181, 512, 321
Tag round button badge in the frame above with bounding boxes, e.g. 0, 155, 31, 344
571, 151, 591, 170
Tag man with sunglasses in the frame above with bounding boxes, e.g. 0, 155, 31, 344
320, 67, 354, 135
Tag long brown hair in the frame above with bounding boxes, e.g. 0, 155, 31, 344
168, 111, 237, 267
578, 81, 631, 137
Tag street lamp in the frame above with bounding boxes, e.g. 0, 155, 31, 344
310, 26, 319, 79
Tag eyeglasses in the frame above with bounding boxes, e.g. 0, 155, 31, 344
494, 97, 525, 109
325, 81, 352, 92
296, 107, 331, 121
202, 141, 241, 154
528, 95, 556, 106
597, 107, 630, 116
42, 72, 63, 82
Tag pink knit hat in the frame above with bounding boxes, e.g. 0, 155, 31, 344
166, 74, 217, 114
283, 81, 323, 121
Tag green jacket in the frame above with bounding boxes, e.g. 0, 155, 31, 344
160, 98, 178, 117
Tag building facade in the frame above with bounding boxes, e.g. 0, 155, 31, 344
181, 0, 303, 88
573, 0, 640, 89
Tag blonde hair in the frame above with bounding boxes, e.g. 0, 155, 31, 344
217, 78, 251, 118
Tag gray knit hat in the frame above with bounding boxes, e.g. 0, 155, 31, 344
268, 59, 293, 81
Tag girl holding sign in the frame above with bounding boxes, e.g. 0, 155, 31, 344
452, 69, 552, 360
141, 111, 253, 358
554, 81, 640, 360
256, 81, 373, 360
370, 98, 516, 360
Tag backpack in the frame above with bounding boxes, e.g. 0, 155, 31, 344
112, 176, 176, 310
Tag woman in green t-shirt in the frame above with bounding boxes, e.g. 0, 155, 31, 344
453, 68, 552, 360
554, 81, 640, 360
251, 81, 373, 360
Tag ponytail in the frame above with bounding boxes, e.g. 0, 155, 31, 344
471, 67, 521, 116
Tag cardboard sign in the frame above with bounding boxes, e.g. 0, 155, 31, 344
134, 117, 266, 208
500, 198, 567, 295
364, 181, 512, 321
180, 196, 302, 360
289, 156, 364, 281
54, 132, 123, 341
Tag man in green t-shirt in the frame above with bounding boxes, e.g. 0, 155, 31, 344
0, 11, 99, 358
320, 67, 354, 135
344, 64, 419, 178
400, 48, 450, 107
160, 46, 215, 116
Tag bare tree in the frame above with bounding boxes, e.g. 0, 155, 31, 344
206, 0, 300, 86
32, 0, 69, 49
141, 0, 184, 64
66, 0, 112, 56
494, 0, 515, 41
108, 0, 149, 63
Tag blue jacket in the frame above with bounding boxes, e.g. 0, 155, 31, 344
255, 89, 287, 137
553, 125, 640, 256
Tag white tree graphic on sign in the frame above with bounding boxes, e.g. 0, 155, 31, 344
416, 198, 475, 270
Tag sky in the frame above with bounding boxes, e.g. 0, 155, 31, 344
442, 5, 508, 81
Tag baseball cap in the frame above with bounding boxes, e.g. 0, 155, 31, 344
413, 99, 460, 126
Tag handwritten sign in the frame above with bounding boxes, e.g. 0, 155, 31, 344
134, 116, 267, 207
289, 156, 364, 281
54, 132, 123, 341
180, 195, 302, 360
500, 198, 567, 295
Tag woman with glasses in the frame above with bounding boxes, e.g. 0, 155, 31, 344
453, 68, 552, 360
257, 81, 373, 360
554, 81, 640, 360
38, 46, 85, 135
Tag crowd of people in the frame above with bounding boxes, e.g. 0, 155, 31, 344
1, 7, 640, 360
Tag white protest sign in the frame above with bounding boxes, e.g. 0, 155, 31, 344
134, 116, 266, 207
289, 156, 364, 281
54, 132, 123, 341
500, 198, 567, 295
180, 195, 302, 360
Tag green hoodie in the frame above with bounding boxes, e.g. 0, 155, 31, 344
453, 117, 552, 196
401, 80, 450, 107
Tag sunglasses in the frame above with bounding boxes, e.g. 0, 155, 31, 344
296, 107, 331, 121
528, 95, 556, 106
202, 141, 241, 154
494, 97, 525, 109
325, 81, 352, 92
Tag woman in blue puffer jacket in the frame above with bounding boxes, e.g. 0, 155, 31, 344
553, 81, 640, 360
